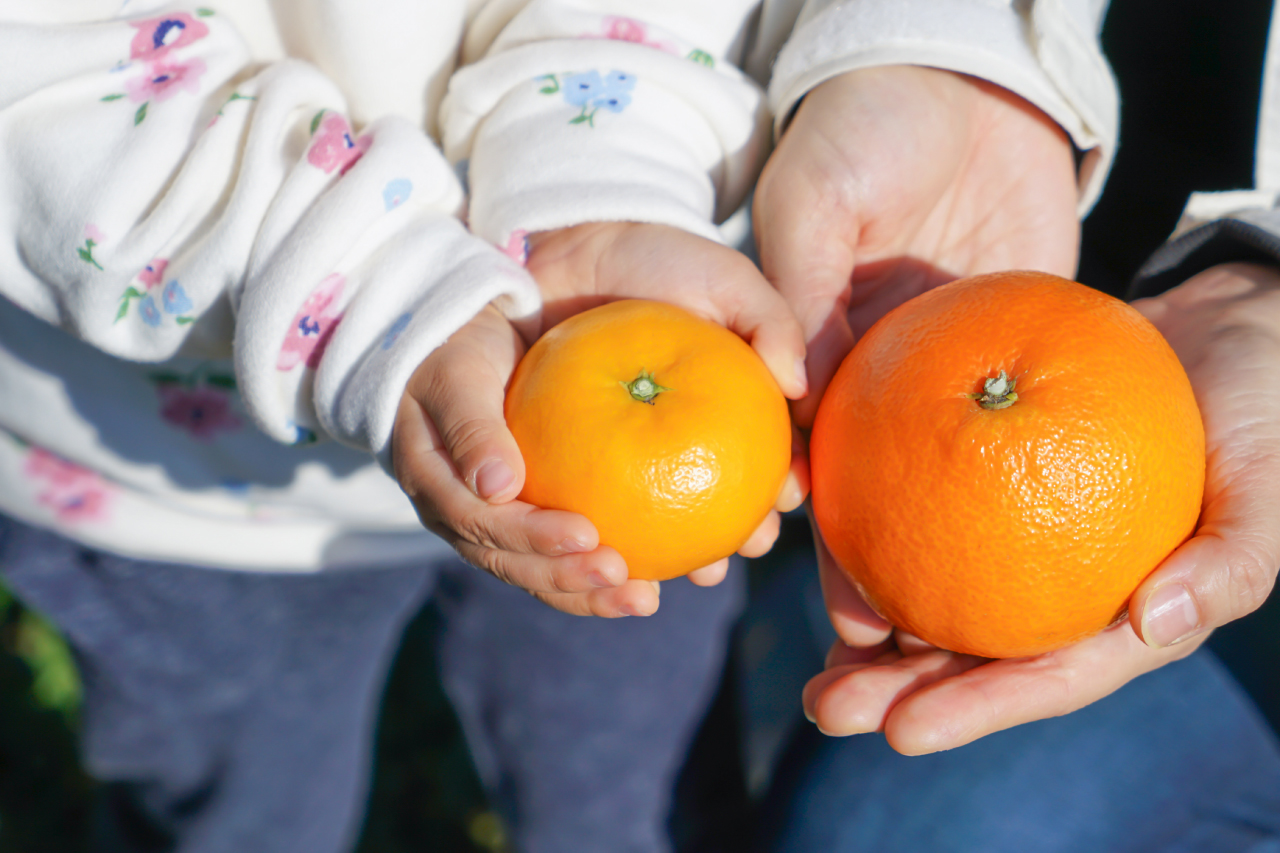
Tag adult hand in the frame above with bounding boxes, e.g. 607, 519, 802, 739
802, 262, 1280, 754
526, 220, 811, 586
392, 303, 660, 617
754, 64, 1080, 427
755, 64, 1084, 646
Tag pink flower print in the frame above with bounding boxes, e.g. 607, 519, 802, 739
84, 224, 107, 243
157, 384, 242, 441
126, 58, 207, 103
307, 113, 371, 176
24, 447, 114, 524
129, 13, 209, 61
501, 230, 530, 266
137, 258, 168, 289
278, 273, 346, 371
595, 17, 677, 54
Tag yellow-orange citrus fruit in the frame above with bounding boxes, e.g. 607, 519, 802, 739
506, 299, 792, 581
810, 271, 1205, 658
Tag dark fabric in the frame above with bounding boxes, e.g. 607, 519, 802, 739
1128, 214, 1280, 300
434, 562, 744, 853
0, 518, 436, 853
0, 516, 744, 853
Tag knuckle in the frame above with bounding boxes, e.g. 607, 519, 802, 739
439, 416, 500, 464
1228, 540, 1278, 615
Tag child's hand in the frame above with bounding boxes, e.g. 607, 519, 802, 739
526, 221, 811, 584
802, 263, 1280, 753
391, 304, 662, 617
754, 65, 1080, 427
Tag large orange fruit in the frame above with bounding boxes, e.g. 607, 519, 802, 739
811, 271, 1205, 658
506, 299, 792, 581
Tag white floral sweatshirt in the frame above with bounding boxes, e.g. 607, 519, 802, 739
0, 0, 1114, 572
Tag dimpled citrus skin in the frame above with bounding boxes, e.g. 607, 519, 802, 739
505, 299, 792, 581
811, 271, 1206, 659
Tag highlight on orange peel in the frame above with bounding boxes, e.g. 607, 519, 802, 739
505, 299, 792, 581
810, 270, 1206, 658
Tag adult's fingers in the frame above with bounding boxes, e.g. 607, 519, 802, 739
1130, 265, 1280, 647
808, 503, 894, 647
803, 646, 982, 737
878, 622, 1205, 755
1130, 371, 1280, 647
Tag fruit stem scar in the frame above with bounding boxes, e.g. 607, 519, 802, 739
621, 369, 672, 405
968, 369, 1019, 410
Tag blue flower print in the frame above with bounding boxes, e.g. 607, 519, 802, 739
562, 71, 605, 106
382, 178, 413, 211
540, 69, 638, 126
162, 279, 193, 314
604, 71, 636, 93
139, 295, 162, 327
593, 91, 631, 113
382, 313, 412, 350
298, 314, 321, 336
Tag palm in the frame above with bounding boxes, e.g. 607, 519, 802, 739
755, 66, 1080, 424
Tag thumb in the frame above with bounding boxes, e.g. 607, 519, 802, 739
716, 251, 810, 401
753, 172, 857, 427
1131, 456, 1280, 649
406, 306, 527, 504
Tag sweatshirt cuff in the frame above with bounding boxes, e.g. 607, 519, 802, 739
314, 214, 539, 473
768, 0, 1118, 216
1129, 194, 1280, 300
441, 39, 769, 250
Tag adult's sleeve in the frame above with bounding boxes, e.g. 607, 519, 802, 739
441, 1, 770, 254
1129, 192, 1280, 300
0, 5, 539, 466
763, 0, 1118, 215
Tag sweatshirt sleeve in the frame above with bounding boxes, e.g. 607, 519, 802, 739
440, 1, 770, 252
763, 0, 1118, 215
0, 5, 539, 466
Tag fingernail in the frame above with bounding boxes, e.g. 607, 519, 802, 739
587, 570, 617, 588
649, 580, 661, 597
620, 604, 645, 617
559, 537, 591, 554
473, 459, 515, 501
1142, 583, 1203, 648
794, 357, 809, 396
803, 705, 816, 724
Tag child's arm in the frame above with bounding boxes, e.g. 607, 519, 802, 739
0, 6, 535, 465
435, 3, 811, 587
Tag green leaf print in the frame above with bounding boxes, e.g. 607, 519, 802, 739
134, 102, 148, 126
114, 286, 144, 323
76, 240, 103, 271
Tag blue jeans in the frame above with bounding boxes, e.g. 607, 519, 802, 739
757, 645, 1280, 852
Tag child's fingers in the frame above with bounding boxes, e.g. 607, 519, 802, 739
776, 426, 811, 513
716, 256, 810, 400
534, 578, 663, 618
451, 537, 631, 596
394, 388, 599, 559
405, 306, 527, 504
686, 558, 731, 587
737, 510, 780, 560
